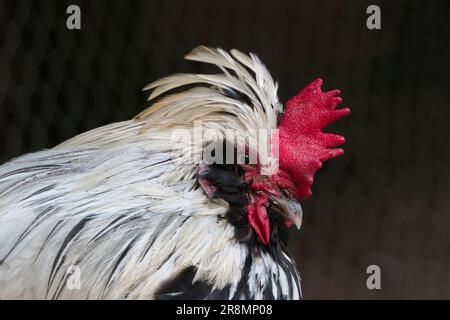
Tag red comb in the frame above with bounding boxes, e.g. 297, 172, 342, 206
275, 78, 350, 200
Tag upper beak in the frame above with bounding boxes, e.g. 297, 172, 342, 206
269, 194, 303, 229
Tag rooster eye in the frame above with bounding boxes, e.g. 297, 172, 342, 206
282, 189, 292, 198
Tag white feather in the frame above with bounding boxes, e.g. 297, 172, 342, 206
0, 46, 300, 300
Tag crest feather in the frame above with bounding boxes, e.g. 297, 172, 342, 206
136, 46, 282, 137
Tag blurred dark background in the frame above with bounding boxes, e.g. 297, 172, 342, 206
0, 0, 449, 299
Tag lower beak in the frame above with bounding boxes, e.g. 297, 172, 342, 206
270, 195, 303, 229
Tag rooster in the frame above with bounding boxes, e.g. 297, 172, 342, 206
0, 46, 349, 299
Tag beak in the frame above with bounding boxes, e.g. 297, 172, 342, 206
269, 194, 303, 229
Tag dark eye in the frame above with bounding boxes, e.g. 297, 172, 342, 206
282, 189, 292, 198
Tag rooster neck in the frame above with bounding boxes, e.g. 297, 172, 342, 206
155, 241, 301, 300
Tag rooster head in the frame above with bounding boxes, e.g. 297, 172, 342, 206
141, 46, 350, 246
198, 78, 350, 245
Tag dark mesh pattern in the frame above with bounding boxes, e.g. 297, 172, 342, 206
0, 0, 449, 299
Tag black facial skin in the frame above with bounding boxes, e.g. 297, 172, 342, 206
197, 163, 290, 247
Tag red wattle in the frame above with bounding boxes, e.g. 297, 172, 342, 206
247, 194, 270, 244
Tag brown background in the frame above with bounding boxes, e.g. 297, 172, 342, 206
0, 0, 449, 299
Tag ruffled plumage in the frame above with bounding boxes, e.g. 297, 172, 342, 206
0, 46, 301, 299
